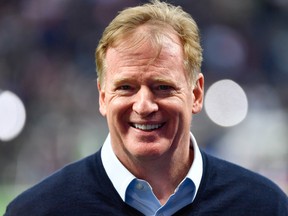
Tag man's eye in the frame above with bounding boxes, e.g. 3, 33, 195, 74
158, 85, 173, 91
118, 85, 131, 90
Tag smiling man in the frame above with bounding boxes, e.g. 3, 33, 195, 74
5, 1, 288, 216
98, 23, 204, 207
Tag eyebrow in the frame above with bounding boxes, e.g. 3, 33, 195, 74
113, 76, 176, 85
111, 76, 138, 89
151, 77, 175, 84
112, 76, 137, 85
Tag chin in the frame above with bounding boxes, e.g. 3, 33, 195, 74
128, 141, 170, 159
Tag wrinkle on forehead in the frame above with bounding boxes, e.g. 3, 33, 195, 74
112, 24, 183, 66
103, 24, 191, 89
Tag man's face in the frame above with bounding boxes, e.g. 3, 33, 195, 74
98, 30, 204, 166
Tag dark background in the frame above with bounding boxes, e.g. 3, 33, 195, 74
0, 0, 287, 208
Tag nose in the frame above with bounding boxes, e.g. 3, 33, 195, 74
132, 86, 158, 116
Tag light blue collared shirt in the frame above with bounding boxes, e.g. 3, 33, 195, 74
101, 133, 203, 216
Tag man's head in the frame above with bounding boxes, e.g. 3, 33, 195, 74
96, 0, 202, 89
95, 0, 204, 168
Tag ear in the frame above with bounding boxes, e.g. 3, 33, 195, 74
192, 73, 204, 114
97, 80, 107, 117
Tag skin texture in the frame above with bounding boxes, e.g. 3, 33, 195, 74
98, 26, 204, 204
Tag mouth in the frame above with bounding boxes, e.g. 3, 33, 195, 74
130, 123, 165, 131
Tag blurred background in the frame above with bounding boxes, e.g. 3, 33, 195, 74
0, 0, 287, 213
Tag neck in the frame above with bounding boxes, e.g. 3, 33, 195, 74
130, 148, 194, 205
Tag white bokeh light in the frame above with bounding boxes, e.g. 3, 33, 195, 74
204, 79, 248, 127
0, 90, 26, 141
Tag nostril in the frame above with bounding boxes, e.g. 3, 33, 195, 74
132, 101, 158, 116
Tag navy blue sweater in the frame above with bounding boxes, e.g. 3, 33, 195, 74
5, 150, 288, 216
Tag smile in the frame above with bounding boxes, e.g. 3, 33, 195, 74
131, 123, 164, 131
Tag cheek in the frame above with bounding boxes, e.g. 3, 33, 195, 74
164, 96, 193, 113
106, 98, 132, 120
169, 99, 193, 124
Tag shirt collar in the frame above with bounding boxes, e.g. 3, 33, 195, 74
186, 132, 203, 201
101, 134, 135, 201
101, 132, 203, 202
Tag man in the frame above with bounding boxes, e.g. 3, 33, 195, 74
5, 0, 288, 215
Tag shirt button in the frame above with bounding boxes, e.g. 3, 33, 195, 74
136, 183, 144, 190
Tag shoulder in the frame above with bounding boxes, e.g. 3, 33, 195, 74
202, 151, 282, 189
5, 151, 105, 215
201, 151, 286, 194
196, 151, 288, 214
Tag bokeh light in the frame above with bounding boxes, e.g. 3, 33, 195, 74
0, 90, 26, 141
204, 79, 248, 127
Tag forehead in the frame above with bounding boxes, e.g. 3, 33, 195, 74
105, 45, 190, 89
106, 25, 184, 68
102, 25, 191, 86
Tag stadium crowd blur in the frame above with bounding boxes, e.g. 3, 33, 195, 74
0, 0, 287, 197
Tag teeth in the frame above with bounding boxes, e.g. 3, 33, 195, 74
133, 123, 162, 131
